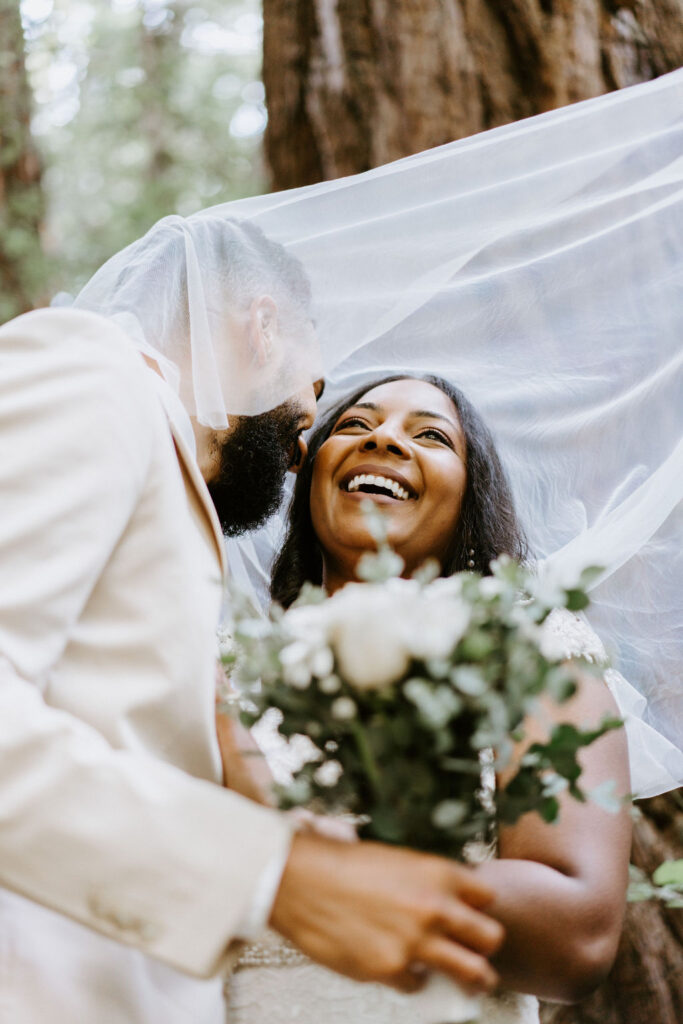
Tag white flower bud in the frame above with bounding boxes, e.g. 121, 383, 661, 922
318, 674, 341, 694
314, 760, 343, 787
331, 696, 357, 720
310, 646, 334, 679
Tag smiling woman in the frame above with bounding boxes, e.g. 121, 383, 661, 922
230, 372, 632, 1022
272, 374, 528, 607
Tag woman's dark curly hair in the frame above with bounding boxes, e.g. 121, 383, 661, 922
271, 374, 528, 607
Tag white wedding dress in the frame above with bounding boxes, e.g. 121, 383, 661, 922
225, 611, 612, 1024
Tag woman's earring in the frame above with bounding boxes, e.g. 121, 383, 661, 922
467, 548, 475, 569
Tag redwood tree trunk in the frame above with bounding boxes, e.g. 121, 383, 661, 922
0, 0, 46, 321
263, 0, 683, 190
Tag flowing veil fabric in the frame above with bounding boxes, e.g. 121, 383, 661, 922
212, 70, 683, 798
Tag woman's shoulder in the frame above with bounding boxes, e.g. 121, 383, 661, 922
540, 608, 608, 665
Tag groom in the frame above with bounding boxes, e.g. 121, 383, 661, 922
0, 218, 501, 1024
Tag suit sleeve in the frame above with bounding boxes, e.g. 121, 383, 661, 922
0, 309, 292, 977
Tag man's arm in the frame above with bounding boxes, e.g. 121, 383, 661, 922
272, 833, 504, 992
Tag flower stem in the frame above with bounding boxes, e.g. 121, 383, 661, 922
350, 720, 383, 801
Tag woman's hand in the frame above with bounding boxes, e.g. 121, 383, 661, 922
215, 662, 274, 804
215, 704, 275, 804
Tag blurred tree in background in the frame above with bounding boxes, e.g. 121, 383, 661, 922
263, 0, 683, 189
0, 0, 47, 320
2, 0, 266, 311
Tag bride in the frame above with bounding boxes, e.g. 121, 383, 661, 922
220, 373, 633, 1024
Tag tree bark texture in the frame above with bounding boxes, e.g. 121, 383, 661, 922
0, 0, 46, 321
540, 792, 683, 1024
263, 0, 683, 190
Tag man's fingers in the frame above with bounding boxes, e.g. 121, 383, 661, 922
417, 934, 499, 993
446, 862, 497, 908
390, 963, 430, 994
436, 898, 504, 956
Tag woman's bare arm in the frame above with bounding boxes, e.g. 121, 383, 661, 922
475, 671, 631, 1003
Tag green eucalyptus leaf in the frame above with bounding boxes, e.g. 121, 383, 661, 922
432, 799, 468, 829
564, 589, 590, 612
652, 860, 683, 888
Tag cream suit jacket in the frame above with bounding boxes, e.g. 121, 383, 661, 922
0, 308, 291, 1024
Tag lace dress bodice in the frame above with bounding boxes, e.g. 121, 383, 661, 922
226, 610, 607, 1024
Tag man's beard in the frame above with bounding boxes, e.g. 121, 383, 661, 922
206, 402, 303, 537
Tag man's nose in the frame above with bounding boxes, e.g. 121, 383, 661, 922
300, 378, 325, 432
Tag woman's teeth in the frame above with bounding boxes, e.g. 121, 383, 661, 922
345, 474, 410, 501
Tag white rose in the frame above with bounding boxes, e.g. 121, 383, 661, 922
326, 583, 414, 690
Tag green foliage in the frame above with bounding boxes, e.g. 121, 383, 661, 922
19, 0, 266, 297
0, 0, 49, 319
628, 861, 683, 909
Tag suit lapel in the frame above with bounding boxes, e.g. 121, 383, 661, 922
144, 364, 227, 579
168, 421, 228, 579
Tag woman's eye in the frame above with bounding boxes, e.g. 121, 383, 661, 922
334, 417, 370, 432
417, 428, 454, 448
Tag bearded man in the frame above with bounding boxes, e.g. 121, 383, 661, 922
0, 215, 501, 1024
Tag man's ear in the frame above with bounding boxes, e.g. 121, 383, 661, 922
248, 295, 278, 366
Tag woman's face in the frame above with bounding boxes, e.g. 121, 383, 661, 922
310, 379, 467, 578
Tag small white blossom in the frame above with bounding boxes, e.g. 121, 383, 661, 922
283, 663, 312, 689
314, 760, 343, 787
280, 640, 312, 667
310, 645, 335, 679
478, 577, 505, 600
216, 627, 234, 661
318, 674, 341, 694
331, 696, 357, 720
280, 641, 313, 688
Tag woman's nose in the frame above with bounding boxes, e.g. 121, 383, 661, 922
359, 424, 406, 457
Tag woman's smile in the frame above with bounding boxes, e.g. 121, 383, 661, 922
339, 462, 417, 502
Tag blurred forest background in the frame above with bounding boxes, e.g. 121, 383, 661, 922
1, 1, 682, 1022
2, 0, 267, 318
3, 0, 683, 320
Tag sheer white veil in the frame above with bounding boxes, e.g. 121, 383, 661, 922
210, 70, 682, 798
73, 214, 322, 426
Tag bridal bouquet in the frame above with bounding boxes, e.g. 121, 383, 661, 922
226, 521, 620, 858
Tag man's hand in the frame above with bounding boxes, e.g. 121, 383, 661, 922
270, 833, 503, 993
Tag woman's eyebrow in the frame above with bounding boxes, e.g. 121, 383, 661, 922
343, 402, 461, 438
411, 409, 460, 433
